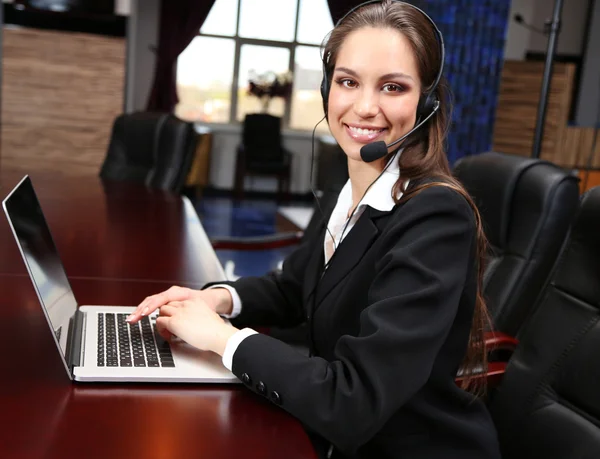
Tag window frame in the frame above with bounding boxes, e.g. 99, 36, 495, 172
190, 0, 327, 129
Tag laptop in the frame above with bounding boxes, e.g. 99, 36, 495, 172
2, 175, 239, 384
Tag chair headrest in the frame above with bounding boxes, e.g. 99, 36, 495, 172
553, 186, 600, 307
454, 152, 547, 249
243, 114, 282, 145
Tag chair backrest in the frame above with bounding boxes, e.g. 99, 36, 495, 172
488, 186, 600, 459
454, 151, 580, 337
242, 113, 283, 162
99, 111, 198, 193
147, 114, 198, 191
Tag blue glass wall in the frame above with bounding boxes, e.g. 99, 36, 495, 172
422, 0, 511, 164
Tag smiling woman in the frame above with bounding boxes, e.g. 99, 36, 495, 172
128, 2, 502, 458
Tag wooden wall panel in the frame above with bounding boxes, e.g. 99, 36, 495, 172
562, 127, 600, 169
577, 169, 600, 193
1, 27, 125, 176
492, 60, 576, 165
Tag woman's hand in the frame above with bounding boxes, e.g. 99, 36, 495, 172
126, 285, 233, 324
156, 298, 238, 355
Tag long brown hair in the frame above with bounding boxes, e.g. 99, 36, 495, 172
323, 0, 491, 396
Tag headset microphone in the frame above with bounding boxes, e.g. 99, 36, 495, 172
360, 100, 440, 162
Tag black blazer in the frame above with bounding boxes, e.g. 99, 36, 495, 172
207, 184, 501, 459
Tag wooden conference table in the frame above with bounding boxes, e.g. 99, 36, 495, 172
0, 171, 316, 459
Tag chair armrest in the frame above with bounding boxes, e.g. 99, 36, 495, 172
485, 331, 519, 353
485, 361, 508, 389
211, 231, 304, 250
453, 333, 518, 391
454, 361, 508, 391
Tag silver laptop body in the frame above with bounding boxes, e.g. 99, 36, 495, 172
2, 175, 239, 384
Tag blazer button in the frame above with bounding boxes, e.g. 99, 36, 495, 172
256, 381, 267, 395
241, 373, 252, 386
270, 391, 282, 405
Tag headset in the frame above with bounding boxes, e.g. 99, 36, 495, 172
319, 0, 446, 162
306, 1, 446, 354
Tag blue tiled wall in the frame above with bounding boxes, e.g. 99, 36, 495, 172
422, 0, 511, 164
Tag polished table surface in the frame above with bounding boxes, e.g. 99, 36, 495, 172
0, 171, 316, 459
0, 172, 226, 283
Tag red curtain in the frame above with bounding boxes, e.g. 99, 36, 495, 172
146, 0, 216, 112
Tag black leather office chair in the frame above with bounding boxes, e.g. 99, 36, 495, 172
234, 113, 291, 201
488, 186, 600, 459
99, 111, 198, 193
453, 152, 580, 338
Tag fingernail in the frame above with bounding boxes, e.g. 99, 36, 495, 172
142, 307, 148, 316
126, 314, 133, 322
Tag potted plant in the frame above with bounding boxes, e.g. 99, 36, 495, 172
247, 70, 293, 113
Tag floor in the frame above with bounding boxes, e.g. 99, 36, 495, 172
193, 196, 314, 279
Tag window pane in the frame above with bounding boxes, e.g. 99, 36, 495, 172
290, 46, 330, 133
239, 0, 297, 42
237, 45, 290, 121
176, 37, 235, 123
297, 0, 334, 45
200, 0, 238, 37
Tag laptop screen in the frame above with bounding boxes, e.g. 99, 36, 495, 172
2, 176, 78, 360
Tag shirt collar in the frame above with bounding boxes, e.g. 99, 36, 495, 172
337, 150, 406, 215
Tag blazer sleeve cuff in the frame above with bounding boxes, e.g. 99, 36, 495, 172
222, 327, 259, 371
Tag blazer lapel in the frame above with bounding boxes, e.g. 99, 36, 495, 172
303, 195, 336, 314
314, 206, 390, 306
303, 241, 323, 313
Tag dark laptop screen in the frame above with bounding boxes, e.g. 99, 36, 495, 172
2, 176, 78, 358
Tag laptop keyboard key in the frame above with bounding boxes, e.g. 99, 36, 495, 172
96, 312, 175, 369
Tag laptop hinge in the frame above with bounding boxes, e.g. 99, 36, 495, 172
65, 308, 85, 371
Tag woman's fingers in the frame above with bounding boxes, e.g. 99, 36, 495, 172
155, 316, 175, 341
127, 286, 191, 323
158, 304, 180, 317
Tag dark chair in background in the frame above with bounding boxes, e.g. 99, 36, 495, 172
99, 111, 198, 193
315, 136, 349, 196
234, 114, 291, 201
488, 186, 600, 459
454, 151, 580, 338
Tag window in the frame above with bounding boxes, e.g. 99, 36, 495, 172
175, 0, 334, 132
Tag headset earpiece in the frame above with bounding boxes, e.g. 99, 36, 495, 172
321, 57, 330, 116
416, 92, 439, 122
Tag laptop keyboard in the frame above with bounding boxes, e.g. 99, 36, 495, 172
97, 313, 175, 368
